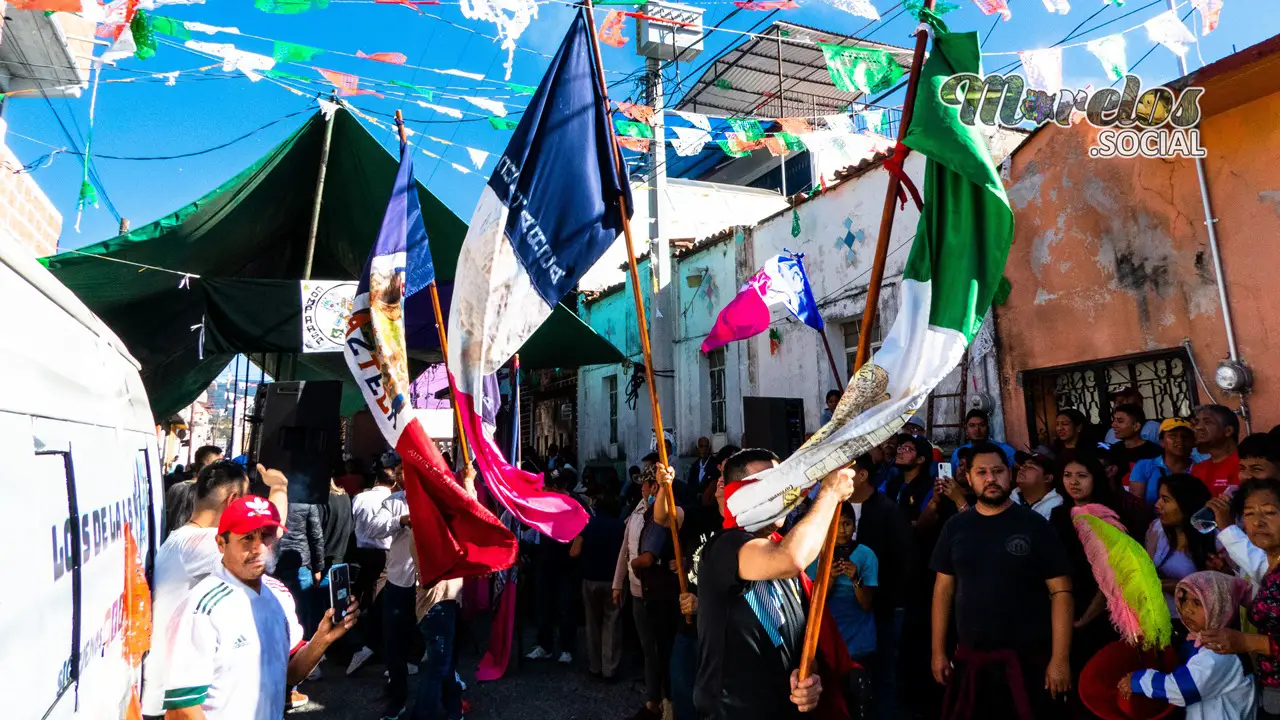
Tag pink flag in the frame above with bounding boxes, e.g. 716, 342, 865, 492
452, 378, 589, 542
972, 0, 1011, 20
702, 254, 824, 353
599, 10, 628, 48
617, 136, 651, 153
317, 68, 384, 97
616, 101, 656, 124
358, 50, 409, 64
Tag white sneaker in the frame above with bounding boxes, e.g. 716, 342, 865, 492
525, 646, 553, 660
557, 652, 573, 665
347, 646, 375, 676
382, 663, 419, 678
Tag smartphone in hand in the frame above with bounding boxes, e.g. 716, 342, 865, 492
328, 563, 354, 621
936, 463, 953, 480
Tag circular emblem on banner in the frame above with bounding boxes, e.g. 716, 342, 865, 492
301, 280, 357, 353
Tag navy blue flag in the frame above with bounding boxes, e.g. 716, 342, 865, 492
445, 6, 623, 543
485, 8, 632, 307
358, 136, 435, 299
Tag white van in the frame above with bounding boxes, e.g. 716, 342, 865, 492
0, 233, 164, 719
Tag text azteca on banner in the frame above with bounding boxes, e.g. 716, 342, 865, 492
344, 254, 411, 444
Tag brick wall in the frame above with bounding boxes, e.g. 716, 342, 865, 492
0, 117, 63, 257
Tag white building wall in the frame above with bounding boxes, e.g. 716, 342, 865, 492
672, 239, 741, 450
577, 267, 660, 469
740, 152, 924, 435
578, 179, 788, 292
577, 129, 1026, 468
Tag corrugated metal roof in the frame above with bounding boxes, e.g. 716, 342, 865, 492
675, 20, 914, 119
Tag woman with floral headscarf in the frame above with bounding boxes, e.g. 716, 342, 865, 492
1118, 571, 1255, 719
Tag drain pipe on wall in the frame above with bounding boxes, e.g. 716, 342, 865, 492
1167, 0, 1251, 433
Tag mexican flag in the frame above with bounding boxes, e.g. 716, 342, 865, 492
725, 21, 1014, 532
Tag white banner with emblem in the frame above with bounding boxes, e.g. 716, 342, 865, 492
300, 280, 357, 353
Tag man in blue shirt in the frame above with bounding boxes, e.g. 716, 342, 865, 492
1129, 418, 1204, 504
950, 409, 1016, 479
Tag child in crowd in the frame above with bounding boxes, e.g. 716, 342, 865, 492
1119, 571, 1255, 719
807, 502, 879, 667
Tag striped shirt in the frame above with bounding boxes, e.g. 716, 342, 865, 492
163, 562, 304, 718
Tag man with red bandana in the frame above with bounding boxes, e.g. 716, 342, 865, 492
693, 448, 855, 719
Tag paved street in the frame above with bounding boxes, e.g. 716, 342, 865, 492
293, 623, 649, 720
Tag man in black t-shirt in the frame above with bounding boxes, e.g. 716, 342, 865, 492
655, 445, 738, 720
694, 448, 853, 720
930, 442, 1073, 719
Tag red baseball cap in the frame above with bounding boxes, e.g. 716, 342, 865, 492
218, 496, 286, 535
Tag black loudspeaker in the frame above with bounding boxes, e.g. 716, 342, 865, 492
741, 397, 807, 460
249, 380, 342, 506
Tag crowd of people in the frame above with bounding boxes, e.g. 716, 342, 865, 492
150, 447, 479, 719
524, 395, 1280, 720
141, 386, 1280, 720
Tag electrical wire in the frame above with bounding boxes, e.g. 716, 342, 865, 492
11, 27, 122, 222
8, 107, 314, 167
1112, 6, 1194, 87
95, 108, 314, 160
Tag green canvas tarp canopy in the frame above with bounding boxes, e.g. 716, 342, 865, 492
42, 108, 626, 420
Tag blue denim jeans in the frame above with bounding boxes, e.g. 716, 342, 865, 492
669, 631, 698, 720
873, 607, 906, 720
413, 600, 462, 720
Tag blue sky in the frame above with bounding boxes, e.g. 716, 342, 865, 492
7, 0, 1277, 249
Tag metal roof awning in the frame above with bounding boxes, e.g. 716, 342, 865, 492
674, 20, 914, 119
0, 11, 94, 98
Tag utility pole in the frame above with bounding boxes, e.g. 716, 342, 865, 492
646, 54, 675, 440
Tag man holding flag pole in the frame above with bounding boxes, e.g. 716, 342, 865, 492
710, 5, 1023, 720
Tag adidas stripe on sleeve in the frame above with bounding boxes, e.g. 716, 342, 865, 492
163, 583, 227, 710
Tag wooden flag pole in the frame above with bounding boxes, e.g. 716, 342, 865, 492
395, 110, 472, 467
580, 0, 690, 610
797, 3, 935, 680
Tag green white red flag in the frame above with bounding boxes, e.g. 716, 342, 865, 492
726, 20, 1014, 531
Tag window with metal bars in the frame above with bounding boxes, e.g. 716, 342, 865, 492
1020, 349, 1199, 446
708, 348, 727, 435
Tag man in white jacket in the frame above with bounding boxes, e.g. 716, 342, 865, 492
1010, 446, 1064, 520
